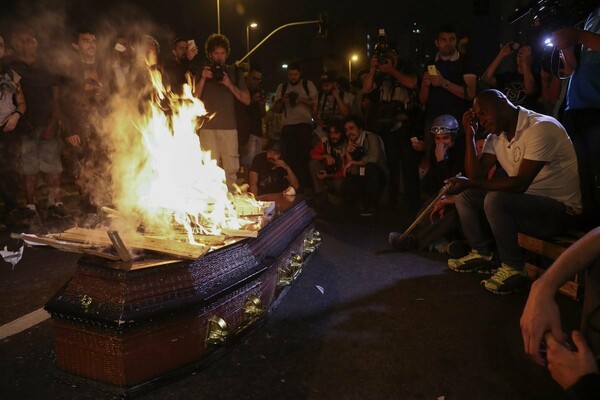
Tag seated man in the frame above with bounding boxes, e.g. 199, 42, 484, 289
520, 226, 600, 399
388, 114, 467, 256
446, 89, 581, 295
248, 140, 299, 196
308, 119, 346, 204
341, 114, 387, 217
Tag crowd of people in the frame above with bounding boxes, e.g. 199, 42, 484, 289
1, 8, 600, 398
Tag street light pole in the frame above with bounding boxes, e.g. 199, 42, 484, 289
246, 23, 257, 65
348, 54, 358, 81
216, 0, 220, 34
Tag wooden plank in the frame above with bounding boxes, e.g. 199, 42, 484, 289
517, 233, 567, 260
525, 263, 581, 301
15, 233, 121, 261
51, 228, 208, 260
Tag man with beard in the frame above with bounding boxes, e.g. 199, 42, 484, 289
248, 140, 299, 196
61, 27, 114, 227
418, 24, 477, 145
274, 63, 318, 192
446, 89, 581, 295
196, 33, 250, 190
308, 119, 346, 204
162, 37, 199, 95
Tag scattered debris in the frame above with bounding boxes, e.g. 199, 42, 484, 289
315, 285, 325, 294
0, 245, 24, 269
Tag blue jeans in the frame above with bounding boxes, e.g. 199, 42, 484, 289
562, 109, 600, 228
455, 190, 576, 269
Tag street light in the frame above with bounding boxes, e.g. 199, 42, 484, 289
348, 54, 358, 81
246, 22, 258, 65
216, 0, 220, 34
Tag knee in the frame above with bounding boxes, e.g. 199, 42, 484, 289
483, 191, 511, 214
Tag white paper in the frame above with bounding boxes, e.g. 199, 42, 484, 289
0, 245, 24, 269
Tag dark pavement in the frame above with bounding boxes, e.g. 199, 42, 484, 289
0, 201, 581, 400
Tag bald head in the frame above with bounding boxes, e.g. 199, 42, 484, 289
472, 89, 518, 135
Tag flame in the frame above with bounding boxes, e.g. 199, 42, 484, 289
109, 69, 258, 245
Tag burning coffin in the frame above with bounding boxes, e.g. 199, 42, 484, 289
43, 194, 319, 395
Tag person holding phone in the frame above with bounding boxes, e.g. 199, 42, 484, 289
162, 37, 199, 95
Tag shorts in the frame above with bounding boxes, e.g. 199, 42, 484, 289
19, 127, 63, 175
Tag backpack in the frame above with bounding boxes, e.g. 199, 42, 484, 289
280, 79, 311, 98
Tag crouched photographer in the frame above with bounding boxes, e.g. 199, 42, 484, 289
340, 115, 388, 217
309, 120, 346, 205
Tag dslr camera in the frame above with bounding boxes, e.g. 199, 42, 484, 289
349, 146, 366, 161
287, 91, 298, 107
509, 0, 597, 31
210, 63, 225, 81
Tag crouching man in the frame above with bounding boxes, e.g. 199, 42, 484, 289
248, 140, 299, 197
308, 119, 346, 205
341, 115, 387, 217
446, 89, 581, 295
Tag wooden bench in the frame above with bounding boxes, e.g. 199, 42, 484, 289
518, 231, 586, 301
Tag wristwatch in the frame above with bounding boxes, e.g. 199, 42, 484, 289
443, 80, 450, 89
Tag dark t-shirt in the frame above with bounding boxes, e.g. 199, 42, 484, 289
250, 152, 289, 195
424, 53, 475, 122
495, 71, 540, 110
201, 64, 246, 130
9, 59, 57, 128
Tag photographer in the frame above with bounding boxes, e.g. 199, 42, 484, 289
341, 115, 387, 217
316, 72, 352, 135
552, 6, 600, 229
274, 63, 318, 193
309, 119, 346, 205
480, 41, 541, 111
248, 140, 299, 197
196, 33, 250, 190
362, 37, 420, 215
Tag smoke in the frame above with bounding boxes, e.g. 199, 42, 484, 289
4, 1, 186, 228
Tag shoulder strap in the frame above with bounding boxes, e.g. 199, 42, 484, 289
302, 79, 310, 96
281, 81, 288, 96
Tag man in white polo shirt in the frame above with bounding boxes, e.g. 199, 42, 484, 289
445, 89, 581, 295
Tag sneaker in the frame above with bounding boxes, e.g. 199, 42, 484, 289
481, 263, 529, 295
446, 240, 469, 259
388, 232, 417, 250
448, 250, 494, 273
47, 203, 70, 219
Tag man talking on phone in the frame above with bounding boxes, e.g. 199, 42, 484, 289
445, 89, 581, 295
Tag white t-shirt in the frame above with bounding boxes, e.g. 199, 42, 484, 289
275, 79, 318, 126
483, 107, 582, 212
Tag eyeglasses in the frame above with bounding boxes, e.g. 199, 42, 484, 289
430, 126, 456, 135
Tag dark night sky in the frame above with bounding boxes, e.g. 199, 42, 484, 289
4, 0, 527, 90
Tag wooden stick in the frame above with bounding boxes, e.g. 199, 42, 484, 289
400, 173, 461, 240
107, 230, 132, 261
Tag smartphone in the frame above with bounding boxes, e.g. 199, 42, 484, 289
114, 43, 126, 52
188, 39, 196, 48
427, 65, 437, 76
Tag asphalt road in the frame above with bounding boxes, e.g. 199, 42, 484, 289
0, 202, 581, 400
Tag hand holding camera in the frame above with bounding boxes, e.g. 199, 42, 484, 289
286, 92, 298, 107
210, 63, 225, 81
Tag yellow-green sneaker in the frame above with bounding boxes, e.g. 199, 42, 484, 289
481, 263, 529, 295
448, 249, 494, 273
